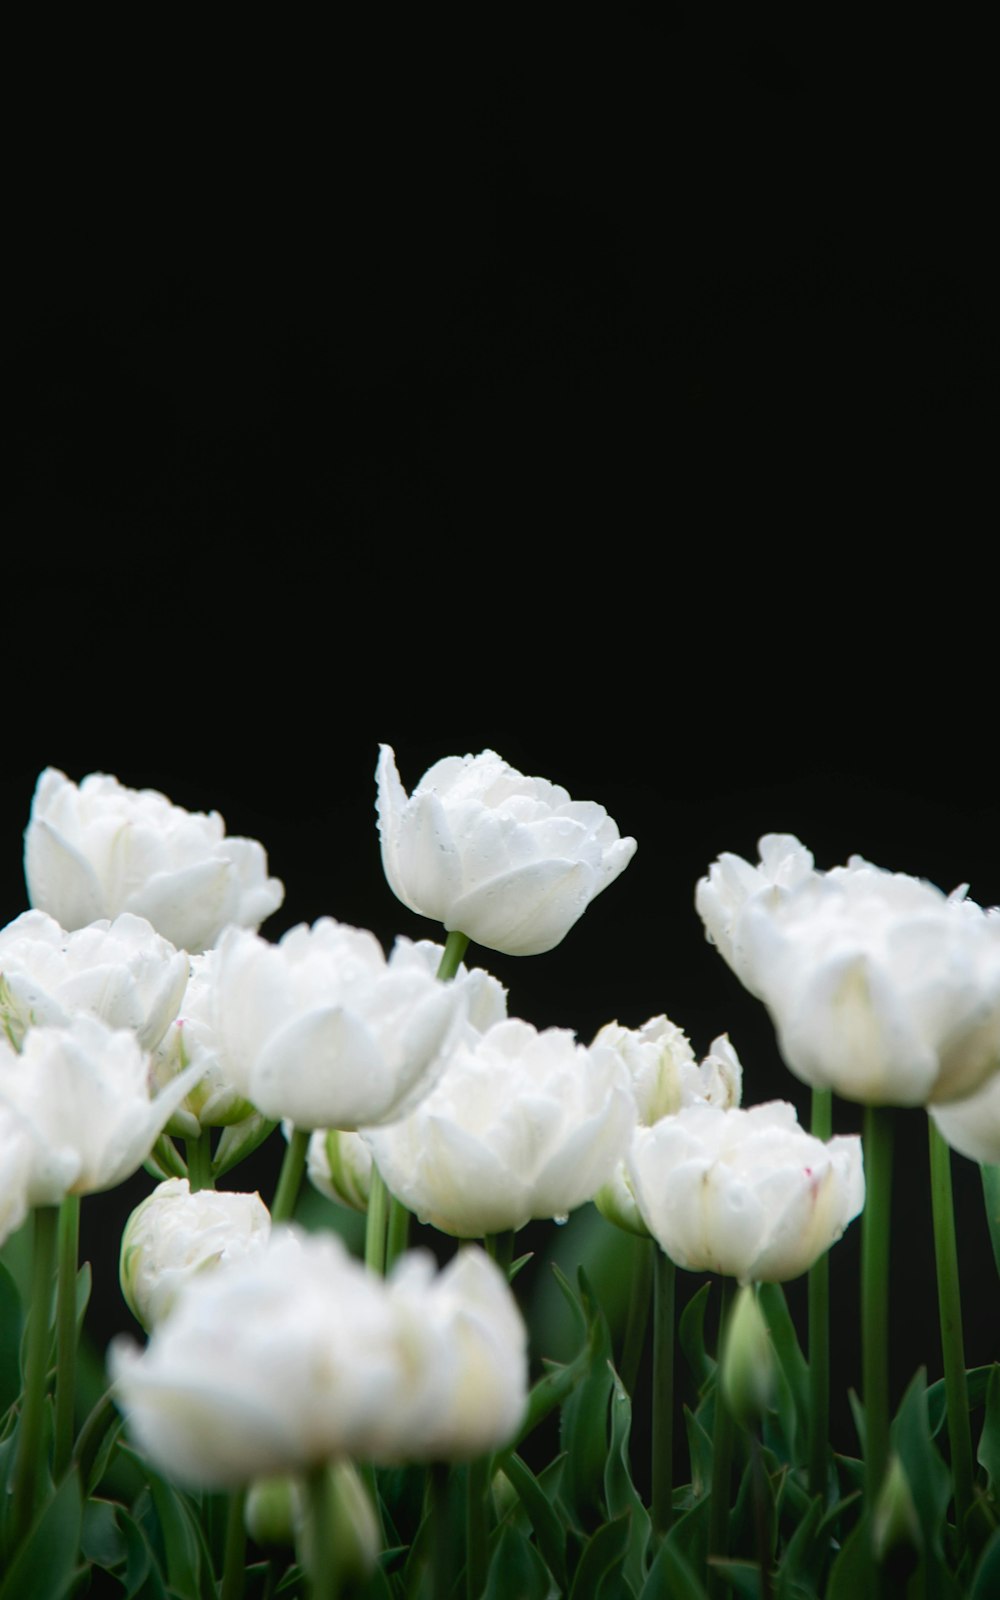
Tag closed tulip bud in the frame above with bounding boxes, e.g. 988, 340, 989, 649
120, 1178, 271, 1329
306, 1128, 372, 1213
24, 767, 284, 953
245, 1476, 300, 1550
872, 1453, 922, 1574
720, 1285, 775, 1426
298, 1463, 380, 1586
376, 745, 636, 956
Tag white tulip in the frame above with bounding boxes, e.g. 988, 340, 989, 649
110, 1230, 527, 1486
375, 745, 636, 956
628, 1100, 865, 1284
24, 768, 284, 953
739, 859, 1000, 1106
0, 910, 188, 1053
152, 951, 254, 1139
365, 1017, 634, 1236
0, 1108, 31, 1247
120, 1178, 271, 1329
593, 1022, 743, 1236
0, 1016, 205, 1206
695, 834, 815, 996
210, 921, 478, 1131
930, 1072, 1000, 1165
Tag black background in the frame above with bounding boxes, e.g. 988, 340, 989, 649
4, 12, 996, 1475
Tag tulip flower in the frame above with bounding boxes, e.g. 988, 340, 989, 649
110, 1230, 527, 1486
210, 921, 484, 1131
0, 1108, 31, 1247
736, 858, 1000, 1106
24, 767, 284, 953
695, 833, 816, 996
375, 745, 637, 956
119, 1178, 271, 1330
0, 1016, 205, 1206
0, 909, 188, 1052
627, 1100, 865, 1284
151, 950, 255, 1139
364, 1017, 634, 1236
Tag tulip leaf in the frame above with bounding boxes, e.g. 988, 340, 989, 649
756, 1283, 809, 1463
483, 1524, 551, 1600
680, 1283, 715, 1392
709, 1558, 764, 1598
927, 1364, 993, 1440
824, 1517, 874, 1600
664, 1496, 711, 1578
970, 1525, 1000, 1600
550, 1262, 589, 1345
509, 1251, 534, 1284
143, 1468, 211, 1600
889, 1367, 950, 1565
0, 1262, 22, 1417
683, 1404, 715, 1506
0, 1468, 83, 1600
605, 1365, 651, 1594
638, 1533, 707, 1599
567, 1510, 631, 1600
145, 1133, 188, 1183
559, 1351, 615, 1529
81, 1496, 128, 1571
213, 1115, 279, 1180
114, 1507, 165, 1600
74, 1261, 92, 1334
774, 1493, 823, 1600
499, 1453, 568, 1591
729, 1448, 777, 1570
977, 1365, 1000, 1494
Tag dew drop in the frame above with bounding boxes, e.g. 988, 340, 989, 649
553, 1214, 569, 1226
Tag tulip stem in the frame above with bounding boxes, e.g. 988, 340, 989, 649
365, 1164, 389, 1276
808, 1087, 832, 1499
620, 1235, 653, 1399
430, 1463, 454, 1600
651, 1247, 675, 1534
186, 1130, 214, 1193
861, 1105, 894, 1509
980, 1163, 1000, 1279
12, 1204, 59, 1546
436, 930, 470, 981
707, 1278, 736, 1599
220, 1489, 247, 1600
306, 1466, 342, 1600
466, 1456, 489, 1600
272, 1127, 310, 1223
386, 1196, 410, 1271
928, 1118, 973, 1543
54, 1192, 81, 1480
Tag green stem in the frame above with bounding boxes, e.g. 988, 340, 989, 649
861, 1105, 894, 1509
12, 1205, 59, 1545
651, 1248, 675, 1534
185, 1130, 215, 1193
980, 1162, 1000, 1279
386, 1196, 410, 1270
306, 1466, 341, 1600
430, 1463, 453, 1600
928, 1117, 973, 1542
808, 1087, 832, 1499
466, 1456, 488, 1600
436, 930, 470, 981
365, 1164, 389, 1276
707, 1279, 736, 1599
272, 1127, 310, 1224
620, 1236, 654, 1399
220, 1489, 248, 1600
53, 1192, 81, 1480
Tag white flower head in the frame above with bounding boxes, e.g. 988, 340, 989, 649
628, 1100, 865, 1284
152, 951, 254, 1139
211, 921, 480, 1131
0, 909, 188, 1053
365, 1017, 635, 1236
696, 834, 815, 996
24, 768, 284, 953
120, 1178, 271, 1329
0, 1016, 206, 1206
0, 1108, 31, 1248
376, 745, 636, 957
110, 1230, 527, 1486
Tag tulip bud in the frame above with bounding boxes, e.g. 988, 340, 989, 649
720, 1285, 775, 1427
297, 1463, 379, 1586
119, 1179, 271, 1329
306, 1129, 372, 1213
245, 1476, 299, 1550
872, 1453, 921, 1578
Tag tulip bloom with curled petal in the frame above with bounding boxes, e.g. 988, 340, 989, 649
695, 834, 816, 997
211, 921, 479, 1130
152, 951, 255, 1140
120, 1178, 271, 1329
365, 1017, 634, 1236
0, 909, 188, 1053
24, 768, 284, 953
738, 858, 1000, 1106
0, 1016, 205, 1206
110, 1230, 527, 1486
376, 745, 637, 956
628, 1101, 865, 1284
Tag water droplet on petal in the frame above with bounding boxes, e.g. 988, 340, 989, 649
553, 1214, 568, 1226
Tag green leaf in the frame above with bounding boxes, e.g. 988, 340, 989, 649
115, 1505, 167, 1600
144, 1469, 211, 1600
683, 1404, 714, 1505
729, 1449, 776, 1569
484, 1525, 551, 1600
0, 1469, 83, 1600
978, 1365, 1000, 1494
825, 1517, 874, 1600
970, 1525, 1000, 1600
213, 1115, 278, 1180
0, 1263, 22, 1416
74, 1262, 92, 1335
567, 1511, 631, 1600
927, 1364, 992, 1440
558, 1271, 614, 1529
665, 1498, 711, 1581
639, 1533, 707, 1600
679, 1284, 714, 1392
605, 1365, 651, 1594
508, 1252, 534, 1284
709, 1559, 764, 1598
81, 1497, 128, 1570
757, 1283, 809, 1465
775, 1494, 823, 1600
145, 1133, 188, 1182
500, 1452, 568, 1591
890, 1367, 951, 1566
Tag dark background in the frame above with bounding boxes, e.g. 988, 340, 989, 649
4, 12, 996, 1479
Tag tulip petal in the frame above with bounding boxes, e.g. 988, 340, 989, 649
24, 818, 107, 929
448, 859, 597, 955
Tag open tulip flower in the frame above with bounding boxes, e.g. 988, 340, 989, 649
376, 744, 636, 956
